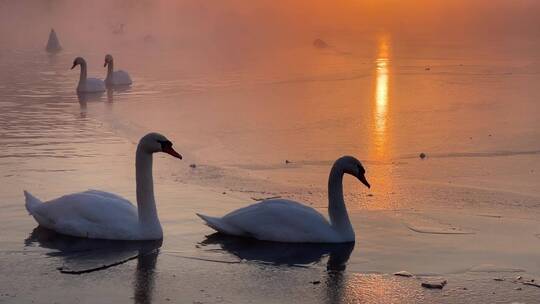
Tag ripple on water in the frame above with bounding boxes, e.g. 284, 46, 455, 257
0, 96, 122, 160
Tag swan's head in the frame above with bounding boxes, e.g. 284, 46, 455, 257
104, 54, 113, 67
336, 156, 370, 188
138, 133, 182, 159
71, 57, 85, 70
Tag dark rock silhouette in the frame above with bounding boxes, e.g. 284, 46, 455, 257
313, 38, 329, 49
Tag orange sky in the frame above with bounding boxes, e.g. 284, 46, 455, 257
1, 0, 539, 52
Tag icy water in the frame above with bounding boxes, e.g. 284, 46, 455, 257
1, 35, 540, 302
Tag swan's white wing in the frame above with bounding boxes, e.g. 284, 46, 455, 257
84, 189, 134, 207
111, 70, 132, 85
31, 191, 138, 239
219, 199, 337, 243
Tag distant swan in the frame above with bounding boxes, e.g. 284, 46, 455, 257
45, 28, 62, 53
71, 57, 106, 93
197, 156, 370, 243
104, 54, 132, 87
24, 133, 182, 240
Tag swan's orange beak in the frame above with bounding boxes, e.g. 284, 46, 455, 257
357, 174, 370, 188
162, 146, 182, 159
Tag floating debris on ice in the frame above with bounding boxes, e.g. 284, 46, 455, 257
393, 271, 414, 277
421, 280, 447, 289
523, 281, 540, 288
476, 214, 502, 219
251, 196, 281, 201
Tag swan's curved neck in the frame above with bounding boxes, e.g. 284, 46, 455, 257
135, 146, 161, 231
78, 61, 87, 83
106, 60, 114, 81
328, 164, 354, 239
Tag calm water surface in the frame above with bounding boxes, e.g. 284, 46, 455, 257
1, 35, 539, 203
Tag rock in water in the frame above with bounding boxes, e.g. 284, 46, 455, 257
393, 271, 414, 277
419, 152, 427, 159
313, 38, 328, 49
46, 28, 62, 53
421, 280, 447, 289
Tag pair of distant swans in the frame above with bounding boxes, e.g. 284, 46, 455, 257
25, 133, 371, 243
72, 55, 132, 93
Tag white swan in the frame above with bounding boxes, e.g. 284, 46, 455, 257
24, 133, 182, 240
104, 54, 132, 87
197, 156, 370, 243
71, 57, 106, 93
45, 28, 62, 53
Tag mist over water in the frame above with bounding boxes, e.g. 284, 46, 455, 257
2, 0, 540, 55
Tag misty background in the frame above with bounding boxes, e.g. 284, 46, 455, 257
1, 0, 540, 62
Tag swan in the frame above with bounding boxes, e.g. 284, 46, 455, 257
104, 54, 133, 87
24, 133, 182, 240
71, 57, 106, 93
197, 156, 370, 243
45, 28, 62, 53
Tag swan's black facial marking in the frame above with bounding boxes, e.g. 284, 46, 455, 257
355, 163, 370, 188
104, 57, 112, 66
157, 140, 173, 150
157, 139, 182, 159
356, 164, 365, 176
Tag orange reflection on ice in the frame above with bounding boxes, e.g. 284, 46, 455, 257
372, 34, 391, 160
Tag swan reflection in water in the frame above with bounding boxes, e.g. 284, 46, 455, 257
201, 233, 354, 271
78, 86, 131, 108
106, 85, 132, 103
25, 227, 161, 304
77, 91, 104, 117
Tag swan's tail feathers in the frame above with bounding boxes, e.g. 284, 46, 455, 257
24, 191, 43, 215
196, 213, 243, 236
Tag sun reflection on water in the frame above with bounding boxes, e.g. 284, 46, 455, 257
362, 34, 395, 210
372, 34, 391, 160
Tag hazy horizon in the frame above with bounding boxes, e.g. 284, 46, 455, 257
1, 0, 539, 60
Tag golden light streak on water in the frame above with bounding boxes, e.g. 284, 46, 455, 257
372, 34, 391, 160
